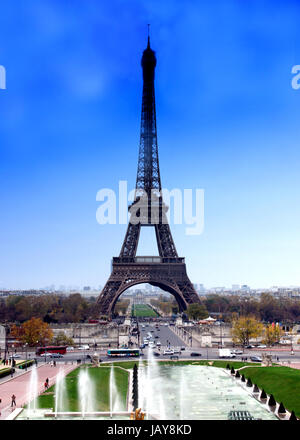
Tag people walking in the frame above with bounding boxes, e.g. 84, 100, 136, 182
44, 377, 49, 390
11, 394, 16, 407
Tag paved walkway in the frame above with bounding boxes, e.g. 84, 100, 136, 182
0, 363, 76, 420
281, 361, 300, 370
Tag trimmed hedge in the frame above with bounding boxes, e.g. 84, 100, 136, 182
18, 360, 35, 370
0, 368, 13, 378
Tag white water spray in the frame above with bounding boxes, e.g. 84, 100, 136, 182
78, 368, 96, 418
27, 365, 38, 416
109, 366, 123, 417
55, 368, 67, 417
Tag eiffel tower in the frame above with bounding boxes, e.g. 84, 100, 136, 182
97, 34, 200, 317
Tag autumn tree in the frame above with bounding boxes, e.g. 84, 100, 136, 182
115, 299, 130, 316
51, 331, 74, 346
231, 315, 264, 346
262, 323, 284, 346
11, 317, 53, 346
186, 303, 208, 320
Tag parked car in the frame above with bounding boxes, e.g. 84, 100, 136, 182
163, 349, 174, 355
245, 345, 255, 349
256, 345, 267, 349
153, 352, 160, 357
50, 353, 64, 358
9, 354, 21, 359
78, 345, 89, 350
250, 356, 262, 362
180, 347, 186, 351
190, 352, 201, 357
232, 350, 243, 355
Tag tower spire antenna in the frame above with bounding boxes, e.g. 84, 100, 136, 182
147, 23, 150, 48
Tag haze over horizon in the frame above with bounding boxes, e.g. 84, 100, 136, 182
1, 1, 300, 290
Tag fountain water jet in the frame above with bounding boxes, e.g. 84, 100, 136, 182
109, 366, 123, 417
78, 368, 96, 418
55, 368, 68, 417
27, 365, 38, 417
142, 346, 166, 420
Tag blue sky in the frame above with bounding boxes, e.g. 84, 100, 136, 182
1, 0, 300, 290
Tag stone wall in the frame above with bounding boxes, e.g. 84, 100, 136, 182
50, 323, 130, 348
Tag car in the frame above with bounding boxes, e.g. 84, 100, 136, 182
50, 353, 64, 358
39, 353, 48, 357
173, 348, 181, 354
9, 354, 21, 359
155, 335, 159, 338
190, 352, 201, 357
245, 345, 255, 349
78, 345, 89, 350
232, 350, 243, 355
66, 346, 74, 352
139, 344, 145, 349
180, 347, 186, 351
153, 352, 160, 357
256, 345, 267, 349
163, 349, 174, 355
250, 356, 262, 362
156, 341, 161, 346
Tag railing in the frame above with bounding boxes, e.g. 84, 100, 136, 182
112, 256, 185, 264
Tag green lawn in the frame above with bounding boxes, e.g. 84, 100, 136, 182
36, 366, 129, 412
240, 366, 300, 418
131, 304, 158, 317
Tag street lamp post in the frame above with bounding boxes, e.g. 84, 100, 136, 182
25, 343, 28, 371
4, 324, 8, 364
206, 344, 209, 360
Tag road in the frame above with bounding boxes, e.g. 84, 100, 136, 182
18, 322, 300, 364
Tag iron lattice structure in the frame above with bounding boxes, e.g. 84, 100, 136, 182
97, 37, 200, 317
